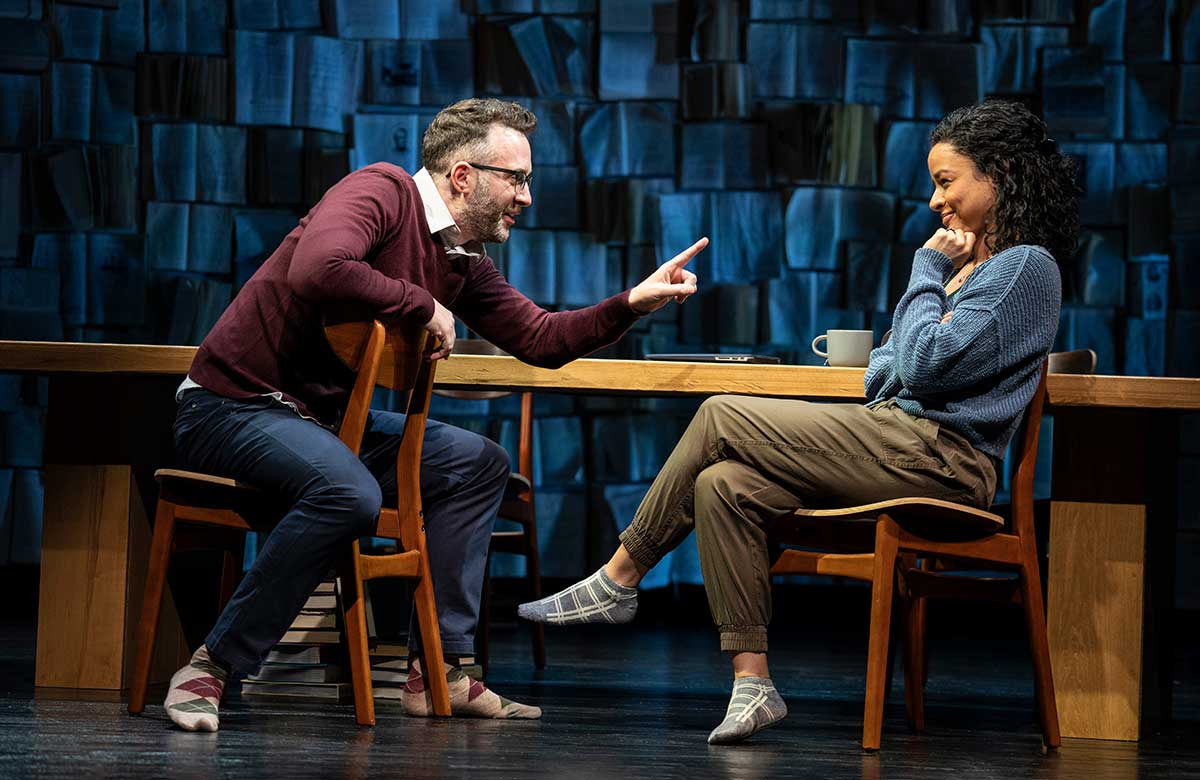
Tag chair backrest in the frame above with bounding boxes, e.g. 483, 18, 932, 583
1048, 348, 1096, 375
325, 319, 434, 448
325, 319, 439, 541
1007, 361, 1049, 540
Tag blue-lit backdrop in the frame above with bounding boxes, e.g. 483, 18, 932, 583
0, 0, 1197, 600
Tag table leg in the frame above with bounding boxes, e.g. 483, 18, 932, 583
36, 464, 189, 697
35, 375, 191, 698
1047, 409, 1175, 740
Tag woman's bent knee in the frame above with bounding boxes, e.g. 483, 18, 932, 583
697, 394, 740, 422
694, 461, 742, 505
693, 395, 754, 439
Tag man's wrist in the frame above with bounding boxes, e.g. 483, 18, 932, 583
626, 288, 649, 315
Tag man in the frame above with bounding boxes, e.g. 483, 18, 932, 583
163, 98, 707, 731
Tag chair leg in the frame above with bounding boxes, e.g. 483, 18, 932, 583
883, 592, 902, 704
340, 542, 376, 727
128, 501, 177, 715
413, 555, 452, 717
862, 515, 901, 751
217, 537, 245, 614
903, 592, 927, 733
903, 561, 928, 734
525, 528, 546, 670
1019, 543, 1061, 749
477, 552, 492, 680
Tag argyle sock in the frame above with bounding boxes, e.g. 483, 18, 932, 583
401, 658, 541, 719
163, 645, 229, 732
517, 567, 637, 625
707, 677, 788, 745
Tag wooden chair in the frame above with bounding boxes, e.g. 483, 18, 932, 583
901, 350, 1096, 739
432, 339, 545, 676
1048, 348, 1097, 375
769, 363, 1057, 751
127, 319, 451, 725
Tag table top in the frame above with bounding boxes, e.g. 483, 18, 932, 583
2, 339, 1198, 411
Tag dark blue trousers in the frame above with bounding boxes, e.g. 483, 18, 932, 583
173, 389, 509, 675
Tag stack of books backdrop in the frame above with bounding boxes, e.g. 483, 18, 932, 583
242, 577, 349, 702
367, 635, 408, 702
9, 0, 1197, 609
369, 639, 484, 702
355, 541, 484, 699
242, 570, 436, 703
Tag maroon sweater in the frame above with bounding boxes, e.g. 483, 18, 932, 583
189, 163, 640, 427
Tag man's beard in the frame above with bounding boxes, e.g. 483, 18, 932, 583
461, 178, 511, 244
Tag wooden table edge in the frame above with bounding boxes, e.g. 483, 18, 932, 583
1, 341, 1198, 410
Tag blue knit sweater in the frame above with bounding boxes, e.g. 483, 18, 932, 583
864, 245, 1062, 459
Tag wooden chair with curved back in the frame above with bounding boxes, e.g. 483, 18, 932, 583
127, 319, 451, 725
769, 362, 1058, 751
897, 350, 1094, 744
902, 350, 1099, 734
431, 339, 545, 676
1048, 348, 1097, 375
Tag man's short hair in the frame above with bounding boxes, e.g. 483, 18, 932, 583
421, 98, 537, 174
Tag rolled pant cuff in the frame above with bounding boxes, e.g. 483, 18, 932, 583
618, 525, 665, 572
409, 641, 475, 657
204, 635, 258, 678
719, 626, 768, 654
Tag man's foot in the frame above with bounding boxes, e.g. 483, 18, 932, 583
517, 567, 637, 625
401, 659, 541, 719
707, 677, 787, 745
163, 645, 228, 732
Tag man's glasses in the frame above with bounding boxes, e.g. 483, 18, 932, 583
467, 162, 533, 191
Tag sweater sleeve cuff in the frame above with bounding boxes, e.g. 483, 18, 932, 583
600, 289, 643, 330
405, 285, 437, 325
911, 247, 955, 284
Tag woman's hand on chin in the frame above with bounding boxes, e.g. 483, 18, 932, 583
923, 228, 976, 267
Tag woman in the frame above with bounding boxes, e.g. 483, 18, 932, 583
519, 100, 1079, 744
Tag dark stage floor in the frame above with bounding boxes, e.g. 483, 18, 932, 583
2, 594, 1199, 779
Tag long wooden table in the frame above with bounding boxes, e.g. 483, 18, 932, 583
3, 339, 1198, 740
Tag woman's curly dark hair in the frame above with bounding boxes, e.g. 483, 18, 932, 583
930, 100, 1080, 264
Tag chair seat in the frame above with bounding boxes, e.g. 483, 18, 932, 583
794, 497, 1004, 540
901, 567, 1022, 605
499, 474, 534, 528
490, 530, 529, 556
155, 468, 266, 509
505, 472, 532, 497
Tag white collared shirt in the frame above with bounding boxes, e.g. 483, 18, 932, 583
411, 167, 485, 260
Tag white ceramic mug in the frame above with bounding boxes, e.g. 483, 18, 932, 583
811, 329, 875, 367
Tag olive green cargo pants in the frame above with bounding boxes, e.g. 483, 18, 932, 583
618, 395, 997, 653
